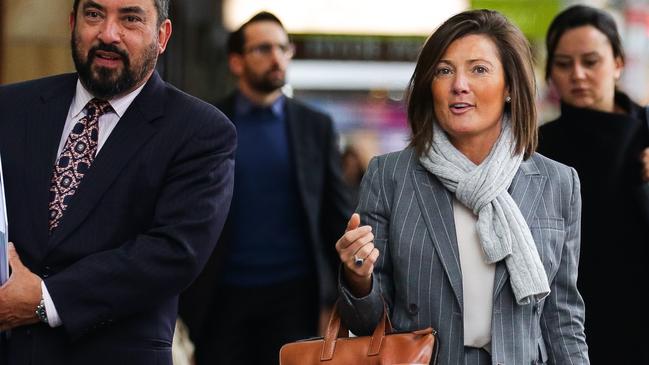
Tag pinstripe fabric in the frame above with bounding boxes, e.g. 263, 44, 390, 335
465, 347, 492, 365
338, 148, 589, 365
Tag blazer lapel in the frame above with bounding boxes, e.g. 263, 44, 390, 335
412, 165, 464, 309
26, 75, 77, 247
493, 157, 547, 298
48, 72, 164, 249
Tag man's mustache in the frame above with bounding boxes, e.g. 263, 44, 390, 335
265, 65, 283, 74
88, 43, 130, 63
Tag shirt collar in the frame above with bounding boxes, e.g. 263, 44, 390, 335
70, 79, 147, 119
234, 91, 286, 119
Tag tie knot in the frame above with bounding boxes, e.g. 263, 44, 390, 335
86, 98, 112, 118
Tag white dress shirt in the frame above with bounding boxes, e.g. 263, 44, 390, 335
453, 198, 496, 349
42, 80, 145, 327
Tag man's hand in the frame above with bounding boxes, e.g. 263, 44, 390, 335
0, 243, 42, 331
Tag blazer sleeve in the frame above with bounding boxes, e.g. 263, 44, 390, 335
338, 156, 394, 335
540, 167, 590, 364
44, 106, 236, 339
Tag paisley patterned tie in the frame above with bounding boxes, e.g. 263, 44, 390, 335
48, 98, 112, 232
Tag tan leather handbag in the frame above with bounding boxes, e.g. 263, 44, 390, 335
279, 301, 437, 365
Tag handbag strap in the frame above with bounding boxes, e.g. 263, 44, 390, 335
367, 302, 389, 356
320, 299, 392, 360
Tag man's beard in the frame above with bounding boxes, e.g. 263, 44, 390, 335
71, 29, 159, 99
246, 66, 286, 93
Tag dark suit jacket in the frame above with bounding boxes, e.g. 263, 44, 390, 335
0, 72, 236, 365
179, 93, 351, 342
538, 93, 649, 363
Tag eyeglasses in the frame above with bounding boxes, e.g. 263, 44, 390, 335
244, 42, 295, 59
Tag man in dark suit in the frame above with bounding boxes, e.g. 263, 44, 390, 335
179, 11, 351, 365
0, 1, 235, 364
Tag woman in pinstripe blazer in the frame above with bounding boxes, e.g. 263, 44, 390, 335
335, 10, 589, 365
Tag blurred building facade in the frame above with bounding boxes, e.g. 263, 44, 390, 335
1, 0, 73, 84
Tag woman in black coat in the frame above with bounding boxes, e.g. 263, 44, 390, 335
538, 5, 649, 363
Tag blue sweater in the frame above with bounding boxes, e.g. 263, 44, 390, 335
222, 94, 312, 286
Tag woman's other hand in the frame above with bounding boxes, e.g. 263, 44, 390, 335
335, 213, 379, 297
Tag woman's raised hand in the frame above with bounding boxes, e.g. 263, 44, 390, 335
335, 213, 379, 297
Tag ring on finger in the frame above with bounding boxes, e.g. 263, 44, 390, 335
353, 255, 364, 267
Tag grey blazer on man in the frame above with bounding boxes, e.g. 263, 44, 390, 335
339, 148, 589, 364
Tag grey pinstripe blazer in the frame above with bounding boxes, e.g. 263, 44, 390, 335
339, 148, 589, 365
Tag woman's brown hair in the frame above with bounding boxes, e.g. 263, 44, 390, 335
407, 9, 537, 159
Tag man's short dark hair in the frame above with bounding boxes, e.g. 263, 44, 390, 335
227, 11, 285, 55
72, 0, 170, 26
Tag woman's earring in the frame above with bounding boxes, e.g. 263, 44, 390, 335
505, 96, 511, 103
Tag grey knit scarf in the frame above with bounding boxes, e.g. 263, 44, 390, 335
419, 119, 549, 305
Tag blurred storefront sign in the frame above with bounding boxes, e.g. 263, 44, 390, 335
291, 35, 424, 62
